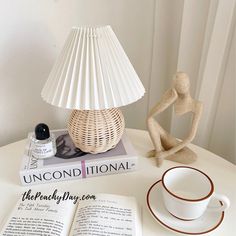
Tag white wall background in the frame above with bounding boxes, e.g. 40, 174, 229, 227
0, 0, 235, 164
0, 0, 154, 145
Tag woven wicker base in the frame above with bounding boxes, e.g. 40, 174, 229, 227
67, 108, 125, 154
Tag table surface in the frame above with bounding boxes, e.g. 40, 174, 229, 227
0, 128, 235, 235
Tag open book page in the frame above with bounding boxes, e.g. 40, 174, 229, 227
0, 195, 77, 236
69, 194, 142, 236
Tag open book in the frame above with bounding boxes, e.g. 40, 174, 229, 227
0, 192, 142, 236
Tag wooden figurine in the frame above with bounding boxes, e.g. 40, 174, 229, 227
147, 72, 203, 166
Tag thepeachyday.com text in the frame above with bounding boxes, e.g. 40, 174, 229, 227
22, 189, 96, 204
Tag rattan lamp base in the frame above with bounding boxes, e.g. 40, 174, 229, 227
67, 108, 125, 154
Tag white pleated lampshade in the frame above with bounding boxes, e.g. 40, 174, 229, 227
41, 25, 145, 110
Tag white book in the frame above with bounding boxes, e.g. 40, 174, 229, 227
19, 130, 138, 186
0, 191, 142, 236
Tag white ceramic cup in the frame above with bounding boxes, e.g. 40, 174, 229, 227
161, 166, 230, 220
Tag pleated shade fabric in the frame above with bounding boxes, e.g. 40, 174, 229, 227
41, 25, 145, 110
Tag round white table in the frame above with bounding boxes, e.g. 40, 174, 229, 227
0, 129, 235, 235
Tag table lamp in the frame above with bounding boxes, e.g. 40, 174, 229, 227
41, 25, 145, 154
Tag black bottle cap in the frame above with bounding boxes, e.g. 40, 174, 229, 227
35, 123, 50, 140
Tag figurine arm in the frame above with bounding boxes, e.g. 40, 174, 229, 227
147, 88, 178, 118
186, 102, 203, 142
156, 102, 203, 158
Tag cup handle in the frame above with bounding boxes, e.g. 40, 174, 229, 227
207, 192, 230, 212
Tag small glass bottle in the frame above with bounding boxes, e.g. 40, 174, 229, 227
31, 123, 56, 159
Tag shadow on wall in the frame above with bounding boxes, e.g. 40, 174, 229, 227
0, 22, 69, 146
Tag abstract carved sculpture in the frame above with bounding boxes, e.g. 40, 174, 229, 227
147, 72, 203, 166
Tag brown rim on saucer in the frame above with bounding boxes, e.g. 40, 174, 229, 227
168, 211, 196, 221
162, 166, 214, 202
146, 180, 225, 235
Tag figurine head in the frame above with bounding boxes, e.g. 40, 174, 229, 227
173, 72, 190, 95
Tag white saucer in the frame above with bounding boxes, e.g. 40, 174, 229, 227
146, 180, 224, 235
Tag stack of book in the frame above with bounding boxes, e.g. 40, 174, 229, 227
19, 129, 138, 185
